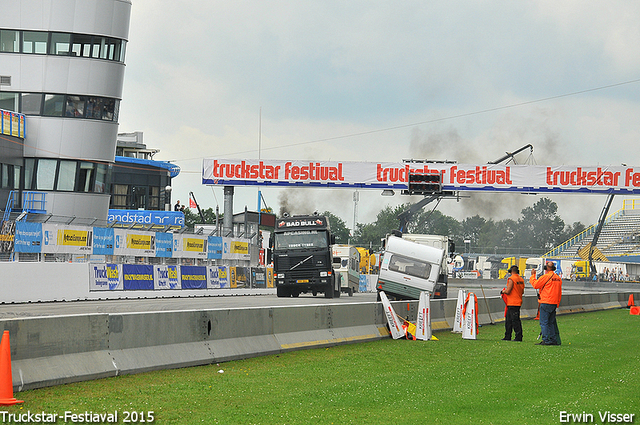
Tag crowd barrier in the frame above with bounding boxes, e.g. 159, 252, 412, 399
1, 290, 634, 391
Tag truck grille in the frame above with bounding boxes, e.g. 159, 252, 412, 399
276, 254, 327, 271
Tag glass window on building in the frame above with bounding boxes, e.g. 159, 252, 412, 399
86, 97, 103, 119
21, 93, 43, 115
77, 162, 94, 192
14, 165, 21, 189
112, 184, 129, 207
71, 34, 93, 57
22, 31, 48, 54
49, 32, 71, 55
36, 159, 57, 190
1, 164, 9, 188
0, 92, 19, 112
65, 95, 86, 117
0, 30, 19, 53
43, 94, 65, 116
24, 159, 35, 190
91, 36, 104, 59
114, 39, 125, 62
57, 160, 76, 191
132, 186, 147, 209
94, 163, 108, 193
149, 186, 160, 209
102, 98, 116, 121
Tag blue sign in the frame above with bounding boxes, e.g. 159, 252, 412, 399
208, 236, 223, 259
180, 265, 207, 289
14, 222, 42, 253
359, 274, 368, 293
155, 232, 173, 258
93, 227, 114, 255
122, 264, 154, 290
108, 210, 184, 227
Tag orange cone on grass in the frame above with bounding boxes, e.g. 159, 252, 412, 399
0, 331, 23, 405
631, 306, 640, 315
628, 294, 635, 308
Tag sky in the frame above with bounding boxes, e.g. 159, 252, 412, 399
118, 1, 640, 232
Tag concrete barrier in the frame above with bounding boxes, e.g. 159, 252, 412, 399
2, 291, 636, 391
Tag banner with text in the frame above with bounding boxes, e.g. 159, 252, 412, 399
42, 224, 93, 254
114, 229, 156, 256
180, 265, 207, 289
154, 265, 181, 289
155, 232, 173, 258
173, 234, 208, 259
89, 263, 122, 291
93, 227, 114, 255
203, 159, 640, 194
14, 222, 42, 253
122, 264, 154, 290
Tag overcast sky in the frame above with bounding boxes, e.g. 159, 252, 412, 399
118, 1, 640, 231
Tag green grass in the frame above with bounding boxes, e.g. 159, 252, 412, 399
2, 309, 639, 424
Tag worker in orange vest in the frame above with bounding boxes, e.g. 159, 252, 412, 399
500, 265, 525, 341
529, 261, 562, 345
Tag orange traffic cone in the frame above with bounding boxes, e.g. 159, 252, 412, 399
0, 331, 23, 405
631, 306, 640, 316
628, 294, 635, 308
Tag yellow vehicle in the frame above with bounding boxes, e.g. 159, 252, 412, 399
356, 247, 376, 274
498, 257, 527, 279
571, 260, 590, 280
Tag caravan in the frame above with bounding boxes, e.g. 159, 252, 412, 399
377, 235, 444, 300
331, 245, 360, 296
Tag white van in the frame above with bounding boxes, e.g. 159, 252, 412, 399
332, 245, 360, 296
377, 235, 444, 300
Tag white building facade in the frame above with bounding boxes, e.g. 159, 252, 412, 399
0, 0, 132, 219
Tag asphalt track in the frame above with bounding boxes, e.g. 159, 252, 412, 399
0, 279, 635, 319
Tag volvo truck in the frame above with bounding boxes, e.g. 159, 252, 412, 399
271, 214, 340, 298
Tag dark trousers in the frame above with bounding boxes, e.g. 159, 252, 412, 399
504, 306, 523, 341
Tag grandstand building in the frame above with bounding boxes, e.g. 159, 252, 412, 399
547, 199, 640, 263
0, 0, 131, 220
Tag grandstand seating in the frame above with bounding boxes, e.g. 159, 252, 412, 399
548, 200, 640, 259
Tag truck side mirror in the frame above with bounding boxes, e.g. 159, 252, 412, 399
330, 235, 336, 245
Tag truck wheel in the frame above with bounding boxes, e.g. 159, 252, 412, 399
348, 287, 354, 297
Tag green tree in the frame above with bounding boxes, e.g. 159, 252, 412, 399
411, 209, 461, 237
183, 207, 220, 229
517, 197, 565, 251
352, 204, 406, 248
322, 211, 350, 244
458, 215, 487, 248
556, 221, 587, 246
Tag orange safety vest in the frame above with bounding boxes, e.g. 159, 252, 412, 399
529, 271, 562, 305
504, 274, 525, 306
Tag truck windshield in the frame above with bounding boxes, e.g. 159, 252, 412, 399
274, 230, 328, 250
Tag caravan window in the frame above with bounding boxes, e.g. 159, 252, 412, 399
387, 253, 432, 279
